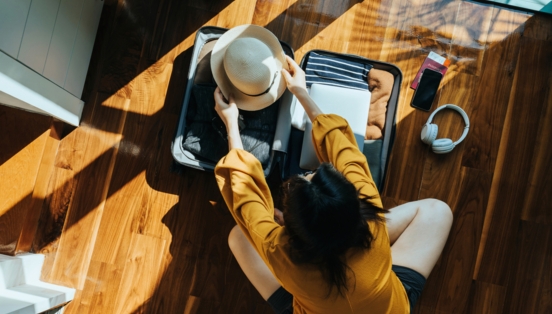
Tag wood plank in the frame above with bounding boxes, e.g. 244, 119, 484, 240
413, 304, 452, 314
113, 233, 167, 314
0, 106, 52, 168
523, 12, 552, 40
503, 221, 552, 313
15, 122, 62, 253
251, 0, 293, 32
34, 166, 75, 282
383, 0, 460, 60
461, 8, 527, 171
293, 0, 381, 59
95, 0, 157, 96
381, 196, 407, 210
260, 0, 363, 61
63, 259, 100, 314
129, 179, 240, 313
209, 0, 257, 32
216, 240, 273, 314
157, 0, 259, 66
467, 281, 506, 314
448, 1, 493, 77
87, 262, 124, 314
521, 76, 552, 224
146, 0, 235, 64
45, 93, 129, 289
346, 0, 392, 60
418, 168, 493, 313
90, 61, 174, 265
0, 106, 52, 255
475, 38, 552, 285
540, 261, 552, 313
33, 125, 84, 255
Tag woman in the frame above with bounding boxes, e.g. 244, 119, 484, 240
214, 55, 453, 313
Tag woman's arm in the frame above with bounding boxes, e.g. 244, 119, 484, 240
213, 87, 282, 257
281, 56, 381, 207
281, 55, 323, 122
311, 115, 382, 208
214, 87, 243, 150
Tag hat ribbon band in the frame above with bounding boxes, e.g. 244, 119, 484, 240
240, 71, 278, 97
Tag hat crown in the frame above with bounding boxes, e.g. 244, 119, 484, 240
223, 37, 276, 96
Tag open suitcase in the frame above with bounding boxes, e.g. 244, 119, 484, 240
171, 26, 295, 177
172, 26, 402, 191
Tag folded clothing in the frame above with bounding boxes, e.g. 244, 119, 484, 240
182, 84, 278, 171
366, 69, 394, 140
305, 51, 372, 90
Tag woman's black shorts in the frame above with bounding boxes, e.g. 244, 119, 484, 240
266, 265, 426, 313
391, 264, 427, 312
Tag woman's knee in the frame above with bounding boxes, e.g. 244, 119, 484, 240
228, 225, 243, 253
419, 198, 453, 228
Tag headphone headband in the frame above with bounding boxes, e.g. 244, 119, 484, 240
426, 104, 470, 145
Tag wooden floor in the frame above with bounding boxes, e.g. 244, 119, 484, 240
1, 0, 551, 313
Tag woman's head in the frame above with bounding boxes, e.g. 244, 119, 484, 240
281, 163, 380, 296
282, 163, 367, 259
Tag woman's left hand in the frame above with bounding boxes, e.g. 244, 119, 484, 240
214, 87, 239, 130
214, 86, 243, 150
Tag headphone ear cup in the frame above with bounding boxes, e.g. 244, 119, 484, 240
432, 138, 455, 154
421, 124, 438, 145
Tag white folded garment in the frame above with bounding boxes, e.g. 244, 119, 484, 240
299, 83, 372, 170
291, 94, 308, 130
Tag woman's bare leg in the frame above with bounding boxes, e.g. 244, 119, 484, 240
227, 225, 282, 300
384, 198, 453, 278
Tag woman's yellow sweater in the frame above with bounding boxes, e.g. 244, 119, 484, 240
215, 114, 409, 313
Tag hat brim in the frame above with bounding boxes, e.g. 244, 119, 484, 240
211, 24, 288, 111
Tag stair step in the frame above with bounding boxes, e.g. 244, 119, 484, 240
0, 253, 45, 290
0, 254, 75, 314
0, 296, 34, 314
0, 255, 25, 289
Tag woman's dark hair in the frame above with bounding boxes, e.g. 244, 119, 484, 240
281, 163, 387, 297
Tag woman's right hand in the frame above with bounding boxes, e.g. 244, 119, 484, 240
274, 208, 285, 226
282, 55, 307, 96
282, 55, 323, 122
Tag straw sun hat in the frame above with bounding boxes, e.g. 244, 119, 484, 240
211, 24, 289, 111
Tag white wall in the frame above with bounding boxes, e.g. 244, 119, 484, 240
0, 0, 103, 126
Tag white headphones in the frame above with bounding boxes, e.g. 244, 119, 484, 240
421, 104, 470, 154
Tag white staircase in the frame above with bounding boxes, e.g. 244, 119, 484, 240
0, 253, 75, 314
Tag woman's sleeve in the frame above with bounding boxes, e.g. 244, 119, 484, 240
214, 149, 281, 257
311, 114, 383, 209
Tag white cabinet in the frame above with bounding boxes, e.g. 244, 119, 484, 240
0, 0, 104, 126
0, 0, 31, 58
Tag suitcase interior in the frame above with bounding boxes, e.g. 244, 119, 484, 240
285, 50, 402, 191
